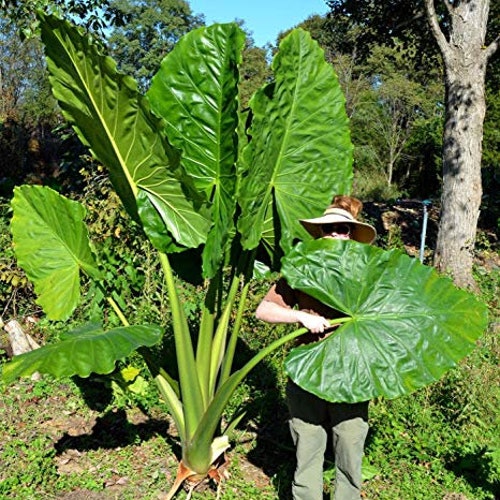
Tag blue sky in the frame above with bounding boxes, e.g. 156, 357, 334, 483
188, 0, 329, 47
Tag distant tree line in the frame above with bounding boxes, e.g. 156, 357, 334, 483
0, 0, 498, 287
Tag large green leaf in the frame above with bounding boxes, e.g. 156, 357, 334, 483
39, 13, 209, 251
147, 24, 244, 277
10, 185, 101, 320
238, 29, 353, 258
1, 323, 163, 384
282, 239, 488, 403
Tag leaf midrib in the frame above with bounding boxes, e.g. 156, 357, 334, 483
57, 27, 138, 198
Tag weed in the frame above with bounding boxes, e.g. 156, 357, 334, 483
0, 437, 59, 495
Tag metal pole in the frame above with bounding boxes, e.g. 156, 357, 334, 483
419, 200, 431, 263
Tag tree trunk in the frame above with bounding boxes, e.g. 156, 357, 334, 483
425, 0, 498, 289
434, 55, 487, 288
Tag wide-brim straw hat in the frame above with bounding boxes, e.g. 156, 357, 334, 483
300, 207, 377, 244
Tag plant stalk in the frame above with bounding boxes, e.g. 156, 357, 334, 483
186, 317, 351, 470
219, 278, 250, 387
159, 252, 204, 440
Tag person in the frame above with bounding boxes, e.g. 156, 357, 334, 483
256, 195, 377, 500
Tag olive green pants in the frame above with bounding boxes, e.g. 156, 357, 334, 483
286, 381, 369, 500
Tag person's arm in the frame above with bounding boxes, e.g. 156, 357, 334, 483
256, 299, 331, 334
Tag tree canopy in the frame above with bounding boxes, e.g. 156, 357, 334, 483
107, 0, 204, 90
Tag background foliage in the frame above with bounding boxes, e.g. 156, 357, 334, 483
0, 1, 498, 498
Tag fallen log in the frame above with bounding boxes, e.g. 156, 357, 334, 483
2, 319, 41, 380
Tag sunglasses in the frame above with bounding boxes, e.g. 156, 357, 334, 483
321, 223, 352, 236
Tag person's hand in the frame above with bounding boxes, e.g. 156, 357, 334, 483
296, 311, 331, 334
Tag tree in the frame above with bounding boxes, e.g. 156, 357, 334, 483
326, 0, 441, 65
352, 43, 442, 190
106, 0, 204, 90
327, 0, 499, 288
425, 0, 498, 288
0, 14, 60, 191
0, 0, 130, 195
482, 85, 500, 226
0, 0, 123, 34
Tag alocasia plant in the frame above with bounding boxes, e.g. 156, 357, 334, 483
1, 13, 488, 500
3, 14, 352, 498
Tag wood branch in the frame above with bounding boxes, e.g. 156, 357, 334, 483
394, 10, 426, 31
484, 36, 499, 60
4, 319, 41, 355
424, 0, 450, 55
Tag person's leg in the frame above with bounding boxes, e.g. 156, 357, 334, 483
287, 381, 329, 500
329, 402, 369, 500
289, 417, 328, 500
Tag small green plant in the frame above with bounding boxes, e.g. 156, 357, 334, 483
385, 221, 406, 250
0, 437, 58, 496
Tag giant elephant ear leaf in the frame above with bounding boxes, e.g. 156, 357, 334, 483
147, 23, 244, 278
1, 323, 163, 384
38, 13, 209, 252
11, 185, 101, 321
282, 239, 489, 403
238, 29, 353, 263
